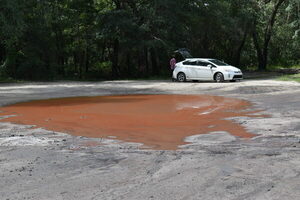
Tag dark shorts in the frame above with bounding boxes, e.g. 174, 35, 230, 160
171, 69, 175, 80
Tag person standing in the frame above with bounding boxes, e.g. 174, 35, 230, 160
169, 56, 176, 81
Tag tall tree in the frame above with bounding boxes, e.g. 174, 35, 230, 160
0, 0, 24, 76
251, 0, 287, 70
1, 0, 299, 80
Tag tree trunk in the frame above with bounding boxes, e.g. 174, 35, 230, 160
150, 48, 158, 76
101, 42, 106, 61
252, 0, 286, 71
112, 38, 119, 78
0, 43, 6, 64
111, 0, 121, 79
85, 45, 89, 73
234, 27, 248, 67
127, 52, 131, 77
252, 29, 265, 70
73, 53, 77, 73
262, 0, 285, 70
137, 50, 141, 75
144, 47, 149, 77
53, 25, 65, 76
79, 51, 83, 79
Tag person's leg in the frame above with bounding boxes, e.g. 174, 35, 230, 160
171, 69, 175, 81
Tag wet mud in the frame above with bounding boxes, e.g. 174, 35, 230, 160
0, 95, 264, 150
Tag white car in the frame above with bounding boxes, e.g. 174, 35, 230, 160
173, 58, 243, 82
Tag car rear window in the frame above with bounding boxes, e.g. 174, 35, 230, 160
209, 59, 229, 66
183, 61, 197, 65
197, 61, 210, 66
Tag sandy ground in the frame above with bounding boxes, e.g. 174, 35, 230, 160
0, 79, 299, 200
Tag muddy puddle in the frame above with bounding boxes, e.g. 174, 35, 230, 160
0, 95, 265, 150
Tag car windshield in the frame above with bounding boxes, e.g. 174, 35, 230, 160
208, 59, 229, 66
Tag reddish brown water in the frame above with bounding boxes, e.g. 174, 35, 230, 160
0, 95, 264, 150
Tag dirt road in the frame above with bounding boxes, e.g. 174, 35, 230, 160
0, 80, 299, 200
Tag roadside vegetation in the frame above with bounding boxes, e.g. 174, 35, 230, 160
278, 74, 300, 83
0, 0, 299, 81
268, 65, 300, 71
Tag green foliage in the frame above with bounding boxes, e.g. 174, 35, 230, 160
87, 61, 112, 79
278, 74, 300, 82
0, 0, 299, 81
0, 0, 24, 47
268, 65, 300, 70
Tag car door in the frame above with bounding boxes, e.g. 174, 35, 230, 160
195, 61, 215, 80
182, 61, 198, 79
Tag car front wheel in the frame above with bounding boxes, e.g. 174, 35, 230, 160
215, 72, 224, 83
177, 72, 186, 82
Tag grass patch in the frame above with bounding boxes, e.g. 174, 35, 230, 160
0, 77, 15, 83
278, 74, 300, 83
268, 65, 300, 71
0, 76, 27, 83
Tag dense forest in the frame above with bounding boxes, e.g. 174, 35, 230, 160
0, 0, 299, 80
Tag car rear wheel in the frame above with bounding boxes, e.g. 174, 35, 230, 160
177, 72, 186, 82
215, 72, 224, 83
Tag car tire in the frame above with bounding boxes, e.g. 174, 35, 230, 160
230, 80, 236, 82
215, 72, 224, 83
177, 72, 186, 82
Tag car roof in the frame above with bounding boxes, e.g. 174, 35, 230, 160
182, 58, 214, 62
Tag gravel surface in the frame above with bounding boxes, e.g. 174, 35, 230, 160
0, 80, 299, 200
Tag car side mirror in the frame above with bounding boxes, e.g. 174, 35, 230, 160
207, 64, 213, 68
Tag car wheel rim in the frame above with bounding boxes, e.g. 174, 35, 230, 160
216, 74, 222, 82
178, 74, 184, 82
